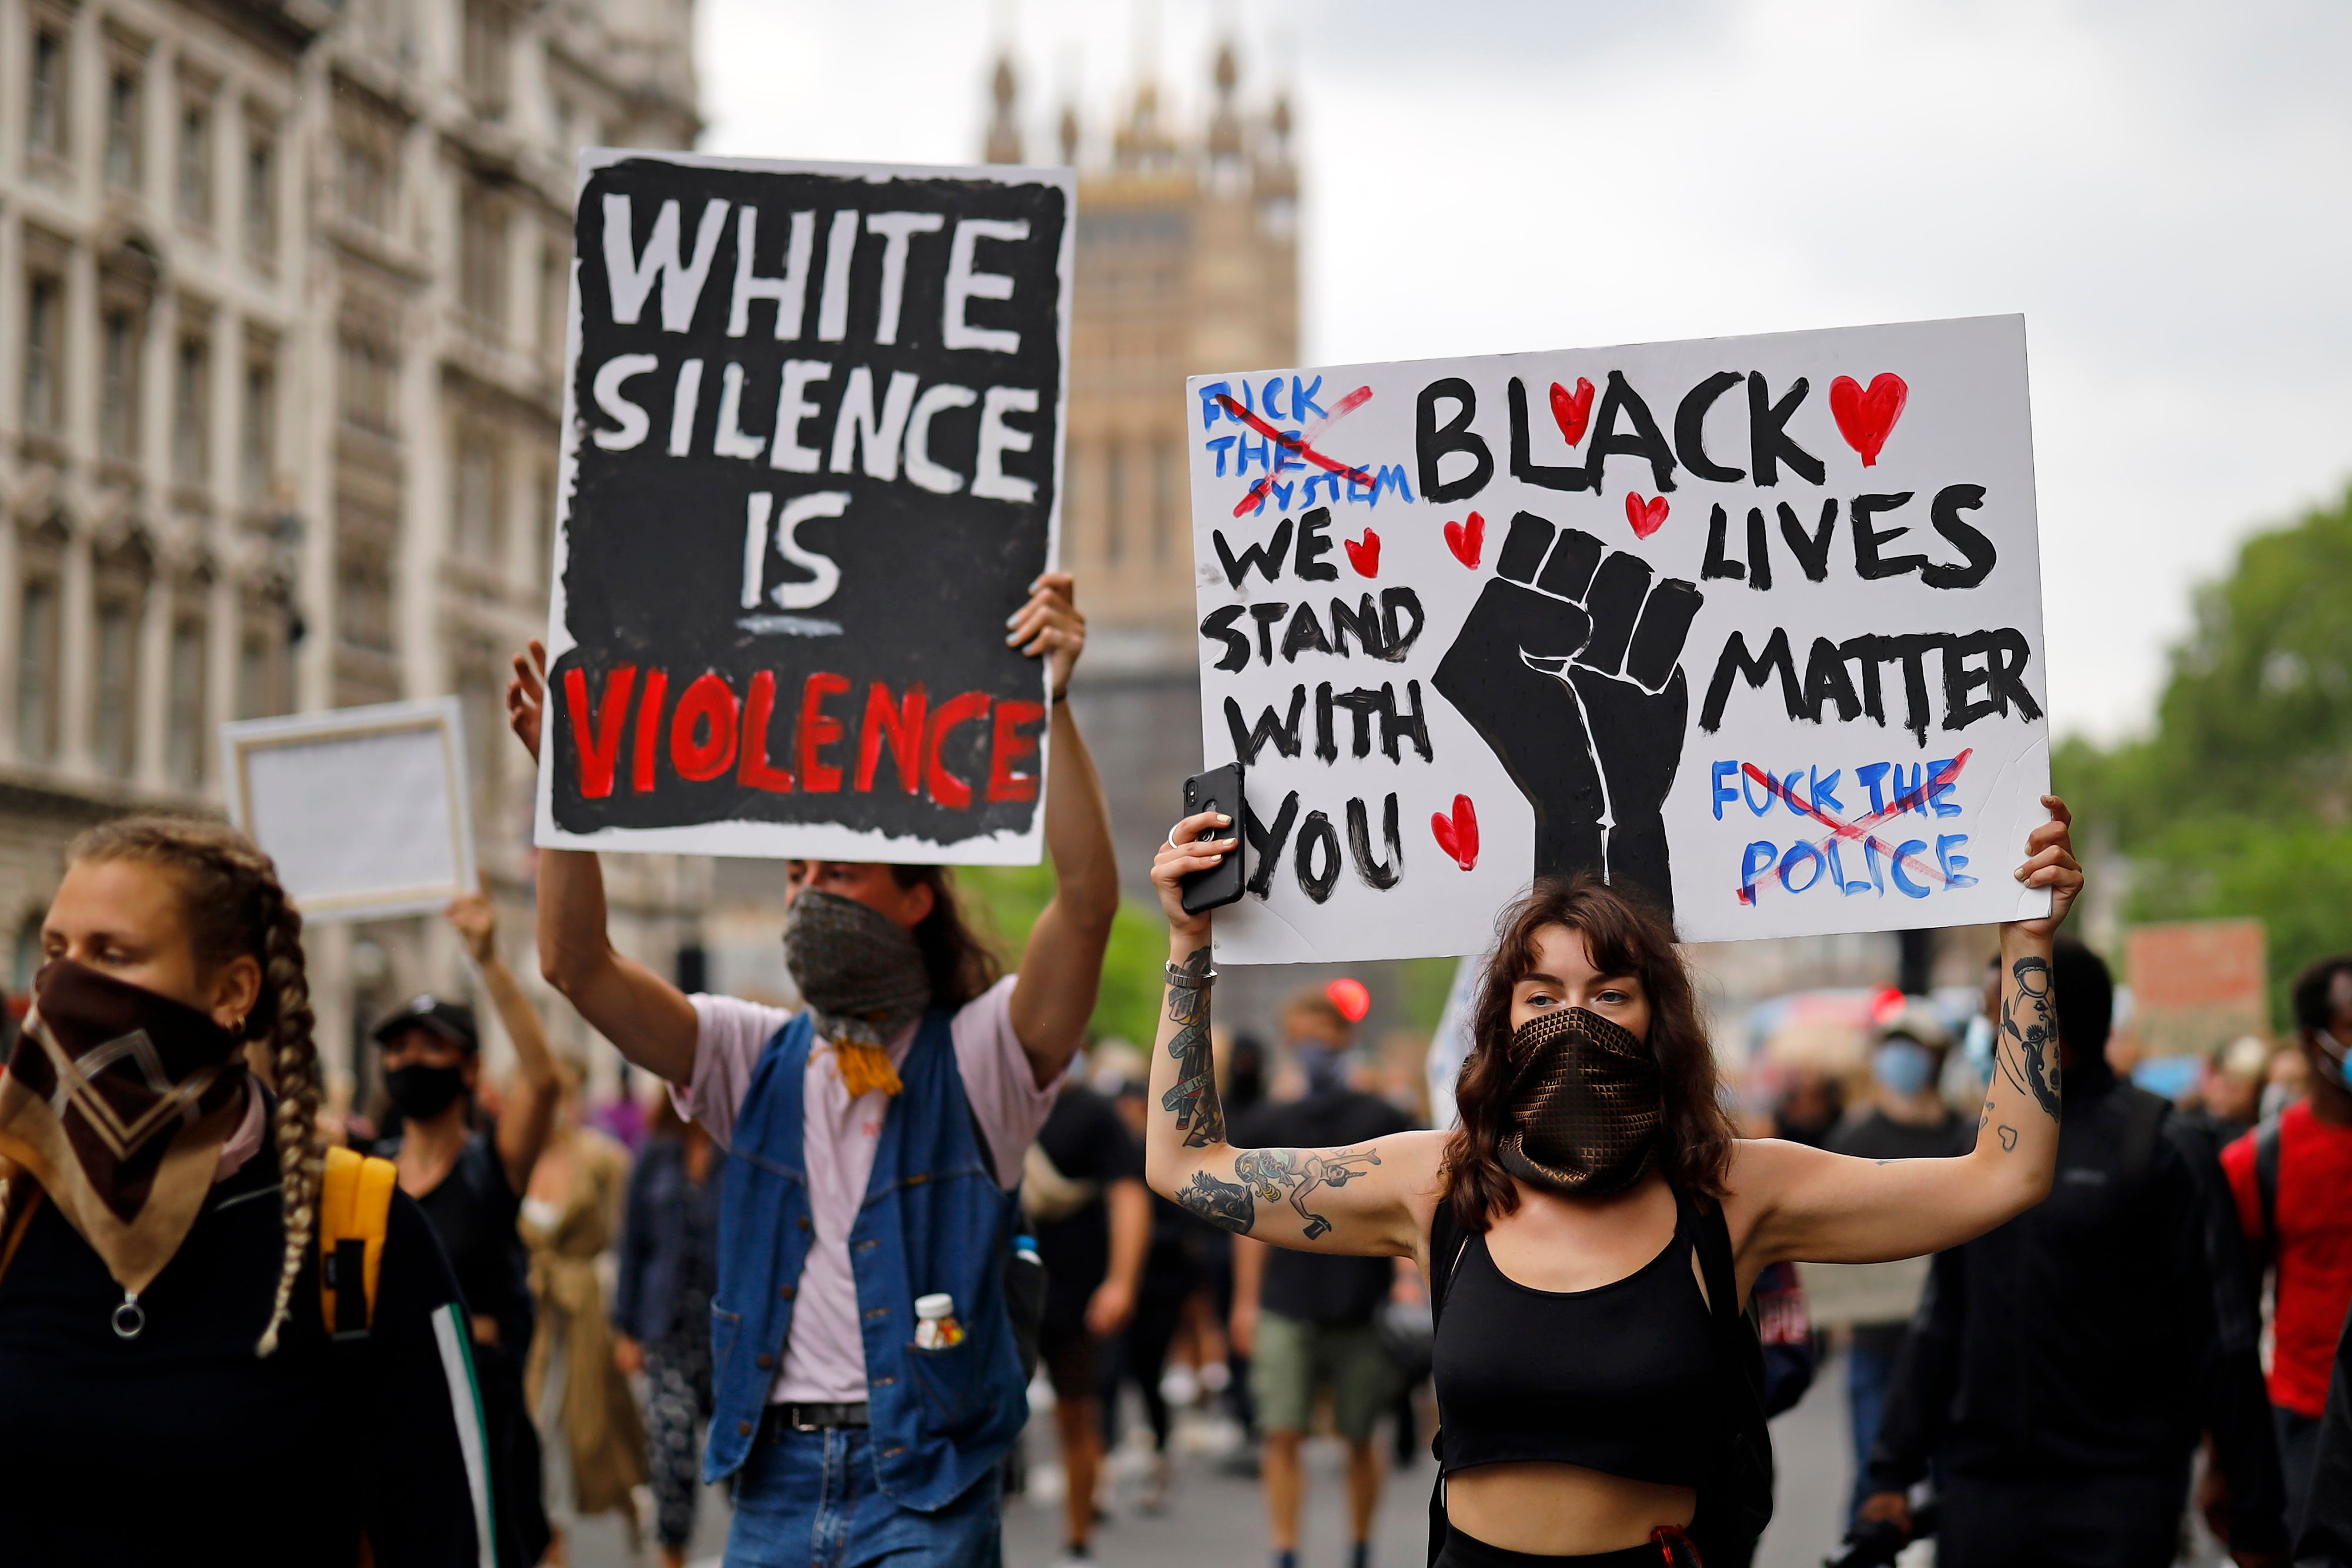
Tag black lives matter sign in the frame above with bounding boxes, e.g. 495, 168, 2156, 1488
1188, 317, 2053, 962
535, 152, 1071, 862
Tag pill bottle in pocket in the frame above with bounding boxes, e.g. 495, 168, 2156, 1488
914, 1292, 964, 1349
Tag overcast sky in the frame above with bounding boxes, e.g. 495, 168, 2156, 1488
698, 0, 2352, 741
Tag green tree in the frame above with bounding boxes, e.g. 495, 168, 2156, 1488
2054, 483, 2352, 1019
956, 862, 1170, 1049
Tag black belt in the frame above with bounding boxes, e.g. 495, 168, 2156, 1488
761, 1400, 870, 1437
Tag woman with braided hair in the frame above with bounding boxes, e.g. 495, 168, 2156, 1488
0, 816, 490, 1566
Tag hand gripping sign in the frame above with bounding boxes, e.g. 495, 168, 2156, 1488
1188, 316, 2053, 963
536, 151, 1073, 864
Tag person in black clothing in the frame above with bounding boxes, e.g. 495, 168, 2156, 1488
1027, 1076, 1148, 1566
0, 816, 487, 1566
1213, 1032, 1271, 1439
2293, 1299, 2352, 1567
1826, 1008, 1974, 1526
1105, 1074, 1218, 1513
614, 1092, 726, 1568
373, 883, 563, 1568
1772, 1066, 1846, 1148
1861, 938, 2290, 1568
1231, 987, 1417, 1568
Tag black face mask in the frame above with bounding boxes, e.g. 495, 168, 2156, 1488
1495, 1007, 1663, 1197
383, 1062, 469, 1122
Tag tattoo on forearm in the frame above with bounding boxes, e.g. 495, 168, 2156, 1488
1175, 1168, 1255, 1233
1999, 955, 2063, 1119
1234, 1145, 1384, 1241
1161, 945, 1224, 1149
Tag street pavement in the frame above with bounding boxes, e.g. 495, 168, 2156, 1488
570, 1352, 1857, 1568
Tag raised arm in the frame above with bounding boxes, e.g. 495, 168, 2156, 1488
507, 641, 700, 1084
1004, 574, 1122, 1087
1731, 796, 2082, 1275
447, 879, 560, 1193
1141, 813, 1444, 1260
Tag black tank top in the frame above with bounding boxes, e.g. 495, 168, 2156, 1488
383, 1128, 533, 1360
1432, 1193, 1718, 1489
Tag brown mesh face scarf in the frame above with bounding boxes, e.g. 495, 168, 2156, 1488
1495, 1006, 1663, 1196
781, 890, 934, 1098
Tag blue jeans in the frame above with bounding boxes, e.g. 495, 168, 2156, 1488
724, 1425, 1002, 1568
1845, 1336, 1899, 1526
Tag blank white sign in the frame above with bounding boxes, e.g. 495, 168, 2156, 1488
222, 698, 477, 922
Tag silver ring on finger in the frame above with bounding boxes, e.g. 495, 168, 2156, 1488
1166, 816, 1195, 850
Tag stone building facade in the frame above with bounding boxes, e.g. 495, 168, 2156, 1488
0, 0, 700, 1098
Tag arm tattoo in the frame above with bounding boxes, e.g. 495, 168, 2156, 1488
1175, 1168, 1255, 1233
1161, 945, 1224, 1149
1233, 1145, 1384, 1241
1999, 955, 2062, 1119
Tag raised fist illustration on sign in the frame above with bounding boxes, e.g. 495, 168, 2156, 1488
1432, 510, 1705, 920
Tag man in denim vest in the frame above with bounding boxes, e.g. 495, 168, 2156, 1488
507, 573, 1119, 1567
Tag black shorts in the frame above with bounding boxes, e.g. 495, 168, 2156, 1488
1037, 1319, 1098, 1403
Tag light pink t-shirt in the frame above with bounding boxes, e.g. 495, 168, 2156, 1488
676, 976, 1060, 1405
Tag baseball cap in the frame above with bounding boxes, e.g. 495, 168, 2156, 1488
371, 994, 480, 1054
1873, 1000, 1953, 1054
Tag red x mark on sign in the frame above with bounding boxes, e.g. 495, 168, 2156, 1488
1218, 386, 1376, 518
1735, 750, 1974, 904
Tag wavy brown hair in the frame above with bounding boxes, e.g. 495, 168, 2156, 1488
890, 865, 1004, 1008
1442, 876, 1737, 1232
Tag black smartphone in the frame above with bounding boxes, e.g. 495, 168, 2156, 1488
1179, 763, 1246, 915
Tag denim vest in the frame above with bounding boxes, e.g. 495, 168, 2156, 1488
703, 1008, 1028, 1507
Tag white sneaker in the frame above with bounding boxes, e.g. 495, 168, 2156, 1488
1138, 1453, 1174, 1515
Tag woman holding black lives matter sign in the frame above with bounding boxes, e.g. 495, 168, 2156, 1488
506, 570, 1120, 1567
1142, 797, 2081, 1567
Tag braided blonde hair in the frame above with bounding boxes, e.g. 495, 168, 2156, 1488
67, 815, 321, 1356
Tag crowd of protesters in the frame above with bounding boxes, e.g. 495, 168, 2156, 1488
0, 566, 2346, 1568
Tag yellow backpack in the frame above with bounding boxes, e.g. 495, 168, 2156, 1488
318, 1145, 397, 1337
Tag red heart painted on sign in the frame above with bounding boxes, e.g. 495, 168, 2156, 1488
1829, 373, 1908, 467
1431, 794, 1479, 871
1344, 529, 1379, 577
1549, 377, 1595, 446
1625, 492, 1670, 539
1444, 512, 1485, 569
